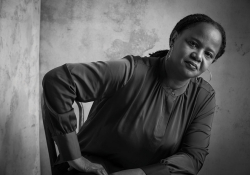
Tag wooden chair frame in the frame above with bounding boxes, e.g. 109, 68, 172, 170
41, 92, 84, 175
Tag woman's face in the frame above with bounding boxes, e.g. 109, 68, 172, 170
169, 22, 222, 79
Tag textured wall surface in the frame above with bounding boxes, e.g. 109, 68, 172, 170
0, 0, 40, 174
40, 0, 250, 175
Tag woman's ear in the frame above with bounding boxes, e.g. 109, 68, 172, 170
170, 31, 178, 47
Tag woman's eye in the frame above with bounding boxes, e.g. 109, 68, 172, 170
205, 52, 213, 59
188, 41, 197, 48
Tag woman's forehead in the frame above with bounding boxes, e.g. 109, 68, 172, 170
183, 23, 221, 39
182, 23, 222, 49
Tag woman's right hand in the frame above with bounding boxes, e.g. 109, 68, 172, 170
68, 156, 108, 175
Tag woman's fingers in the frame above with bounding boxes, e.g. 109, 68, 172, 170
85, 162, 108, 175
67, 166, 73, 171
96, 167, 108, 175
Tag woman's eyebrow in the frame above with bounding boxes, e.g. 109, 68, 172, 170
189, 37, 202, 44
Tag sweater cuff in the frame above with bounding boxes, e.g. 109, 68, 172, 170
141, 163, 170, 175
53, 132, 81, 164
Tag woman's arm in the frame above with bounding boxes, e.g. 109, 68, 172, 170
42, 56, 135, 170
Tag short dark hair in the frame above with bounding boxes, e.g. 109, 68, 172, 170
150, 14, 226, 63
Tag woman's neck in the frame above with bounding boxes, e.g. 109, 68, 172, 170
163, 77, 189, 90
164, 56, 190, 90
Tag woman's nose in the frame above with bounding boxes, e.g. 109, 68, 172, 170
190, 52, 202, 62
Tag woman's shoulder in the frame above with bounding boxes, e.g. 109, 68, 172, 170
189, 77, 215, 95
128, 55, 162, 68
186, 77, 216, 110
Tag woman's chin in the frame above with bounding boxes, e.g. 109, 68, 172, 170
182, 69, 200, 79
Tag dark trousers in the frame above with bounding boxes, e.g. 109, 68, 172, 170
64, 169, 97, 175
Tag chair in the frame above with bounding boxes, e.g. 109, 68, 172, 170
41, 92, 85, 175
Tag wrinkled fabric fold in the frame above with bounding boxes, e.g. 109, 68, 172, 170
141, 163, 171, 175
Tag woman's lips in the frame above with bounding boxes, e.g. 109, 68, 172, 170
185, 61, 198, 70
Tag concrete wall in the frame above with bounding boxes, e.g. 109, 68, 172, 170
39, 0, 250, 175
0, 0, 40, 175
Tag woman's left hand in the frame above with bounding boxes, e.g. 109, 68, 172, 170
110, 168, 146, 175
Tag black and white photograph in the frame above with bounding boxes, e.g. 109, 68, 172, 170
0, 0, 250, 175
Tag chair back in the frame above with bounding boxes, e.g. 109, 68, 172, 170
41, 92, 84, 175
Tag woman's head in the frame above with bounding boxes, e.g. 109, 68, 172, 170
149, 14, 226, 80
170, 14, 226, 62
168, 21, 222, 80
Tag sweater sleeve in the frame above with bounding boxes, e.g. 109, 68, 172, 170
42, 56, 135, 164
141, 89, 216, 175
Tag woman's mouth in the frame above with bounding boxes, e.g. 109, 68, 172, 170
185, 61, 198, 70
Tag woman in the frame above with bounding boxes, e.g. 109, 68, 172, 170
42, 14, 226, 175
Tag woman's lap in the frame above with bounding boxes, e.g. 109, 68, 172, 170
63, 169, 96, 175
